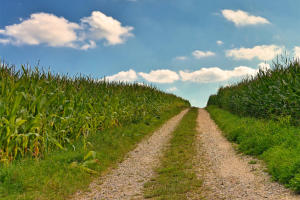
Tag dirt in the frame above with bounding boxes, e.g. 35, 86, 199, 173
72, 109, 188, 200
194, 108, 299, 200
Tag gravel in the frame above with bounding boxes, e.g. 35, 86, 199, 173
194, 108, 299, 200
72, 109, 188, 200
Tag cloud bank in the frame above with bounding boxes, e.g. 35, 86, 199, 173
0, 11, 134, 49
106, 65, 263, 84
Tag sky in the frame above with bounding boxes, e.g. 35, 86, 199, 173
0, 0, 300, 107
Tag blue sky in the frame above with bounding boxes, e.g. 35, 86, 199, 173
0, 0, 300, 107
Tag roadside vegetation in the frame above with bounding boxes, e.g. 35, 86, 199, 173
0, 62, 189, 199
144, 108, 202, 199
206, 58, 300, 192
207, 105, 300, 192
207, 58, 300, 125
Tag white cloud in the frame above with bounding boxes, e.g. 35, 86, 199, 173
166, 87, 178, 92
80, 40, 96, 50
192, 50, 215, 59
216, 40, 224, 45
221, 9, 270, 26
258, 62, 271, 71
105, 69, 137, 82
139, 69, 179, 83
104, 62, 270, 85
0, 11, 134, 49
0, 13, 80, 47
226, 45, 283, 61
294, 46, 300, 58
175, 56, 187, 61
179, 66, 257, 83
81, 11, 134, 45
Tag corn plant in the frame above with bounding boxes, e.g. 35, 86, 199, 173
207, 58, 300, 125
0, 63, 190, 162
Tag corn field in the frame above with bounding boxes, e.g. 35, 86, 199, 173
0, 63, 189, 162
207, 59, 300, 125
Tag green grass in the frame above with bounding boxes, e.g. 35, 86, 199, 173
0, 106, 186, 200
207, 105, 300, 192
207, 58, 300, 125
0, 63, 189, 161
143, 108, 202, 200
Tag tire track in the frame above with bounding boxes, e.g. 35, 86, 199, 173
194, 108, 298, 200
73, 109, 188, 200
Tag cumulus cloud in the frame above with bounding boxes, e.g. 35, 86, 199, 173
294, 46, 300, 58
175, 56, 187, 61
179, 66, 257, 83
0, 13, 80, 47
192, 50, 215, 59
0, 11, 134, 49
139, 69, 179, 83
221, 9, 270, 26
226, 45, 283, 61
105, 69, 137, 82
81, 11, 133, 45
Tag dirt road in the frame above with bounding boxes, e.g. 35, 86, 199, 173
73, 109, 188, 200
73, 108, 300, 200
194, 108, 299, 200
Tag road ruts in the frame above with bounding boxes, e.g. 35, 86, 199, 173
193, 108, 298, 200
72, 109, 189, 200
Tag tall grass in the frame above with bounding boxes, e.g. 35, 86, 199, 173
0, 63, 189, 162
207, 58, 300, 125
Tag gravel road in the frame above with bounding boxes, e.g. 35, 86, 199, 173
73, 109, 188, 200
194, 108, 299, 200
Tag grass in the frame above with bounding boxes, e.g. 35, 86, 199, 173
0, 106, 186, 200
207, 105, 300, 192
207, 58, 300, 125
143, 107, 202, 200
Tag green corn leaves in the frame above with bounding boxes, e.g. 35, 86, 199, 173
0, 63, 190, 162
207, 59, 300, 125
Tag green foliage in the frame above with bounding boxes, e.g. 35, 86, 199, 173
207, 106, 300, 192
207, 59, 300, 125
0, 63, 189, 161
0, 98, 186, 200
144, 108, 202, 199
